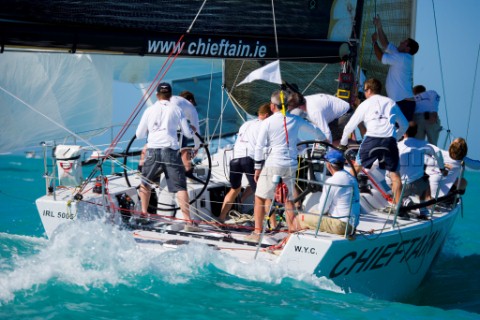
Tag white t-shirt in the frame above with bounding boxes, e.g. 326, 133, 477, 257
382, 43, 414, 101
170, 96, 200, 133
305, 94, 350, 142
425, 144, 480, 196
414, 90, 440, 113
397, 138, 436, 183
340, 94, 408, 145
255, 112, 325, 168
233, 118, 262, 159
171, 95, 201, 149
136, 100, 192, 150
318, 170, 360, 227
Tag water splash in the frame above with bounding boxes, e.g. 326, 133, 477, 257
0, 219, 343, 305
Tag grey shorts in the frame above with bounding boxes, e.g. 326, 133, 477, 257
141, 148, 186, 193
404, 175, 429, 197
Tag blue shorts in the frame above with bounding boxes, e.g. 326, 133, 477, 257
397, 99, 416, 122
358, 136, 399, 171
141, 148, 186, 193
229, 157, 256, 191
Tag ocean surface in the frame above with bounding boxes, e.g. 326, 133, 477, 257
1, 154, 479, 319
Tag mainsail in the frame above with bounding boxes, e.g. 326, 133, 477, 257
225, 0, 416, 114
0, 0, 416, 151
0, 0, 349, 61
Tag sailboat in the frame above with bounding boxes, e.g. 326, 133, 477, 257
0, 0, 466, 301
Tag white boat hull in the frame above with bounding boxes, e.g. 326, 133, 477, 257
35, 162, 461, 301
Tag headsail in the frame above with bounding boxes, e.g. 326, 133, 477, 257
0, 54, 223, 152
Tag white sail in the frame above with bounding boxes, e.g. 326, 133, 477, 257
0, 53, 222, 152
0, 53, 112, 152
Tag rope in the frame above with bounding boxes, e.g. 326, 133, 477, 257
353, 160, 393, 203
105, 0, 209, 157
105, 35, 185, 157
431, 0, 451, 136
465, 43, 480, 140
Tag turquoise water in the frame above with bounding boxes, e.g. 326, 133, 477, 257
1, 155, 479, 319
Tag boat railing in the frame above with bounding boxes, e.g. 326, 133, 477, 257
37, 123, 139, 196
295, 176, 357, 239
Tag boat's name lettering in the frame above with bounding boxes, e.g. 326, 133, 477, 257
148, 38, 267, 58
42, 210, 74, 220
294, 245, 317, 255
328, 230, 441, 278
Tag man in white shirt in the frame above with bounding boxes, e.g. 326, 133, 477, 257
287, 92, 352, 143
298, 149, 360, 236
396, 122, 445, 219
219, 103, 272, 222
425, 137, 480, 197
246, 90, 325, 241
372, 15, 419, 121
135, 82, 201, 232
413, 85, 442, 145
340, 78, 408, 207
170, 91, 201, 176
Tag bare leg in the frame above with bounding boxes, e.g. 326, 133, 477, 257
176, 190, 191, 222
389, 171, 402, 204
285, 200, 299, 232
139, 184, 151, 216
240, 186, 253, 203
253, 195, 266, 234
181, 149, 192, 173
264, 198, 276, 229
219, 187, 241, 221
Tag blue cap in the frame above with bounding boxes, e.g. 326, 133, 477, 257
157, 82, 172, 93
325, 149, 345, 164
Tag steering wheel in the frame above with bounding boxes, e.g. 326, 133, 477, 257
293, 140, 357, 204
123, 133, 212, 212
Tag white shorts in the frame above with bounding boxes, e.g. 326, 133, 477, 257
255, 166, 296, 200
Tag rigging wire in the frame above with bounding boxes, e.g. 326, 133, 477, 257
0, 87, 99, 153
465, 43, 480, 140
105, 0, 209, 158
431, 0, 451, 144
270, 0, 289, 147
271, 0, 280, 59
358, 0, 375, 80
302, 64, 329, 94
0, 86, 139, 176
